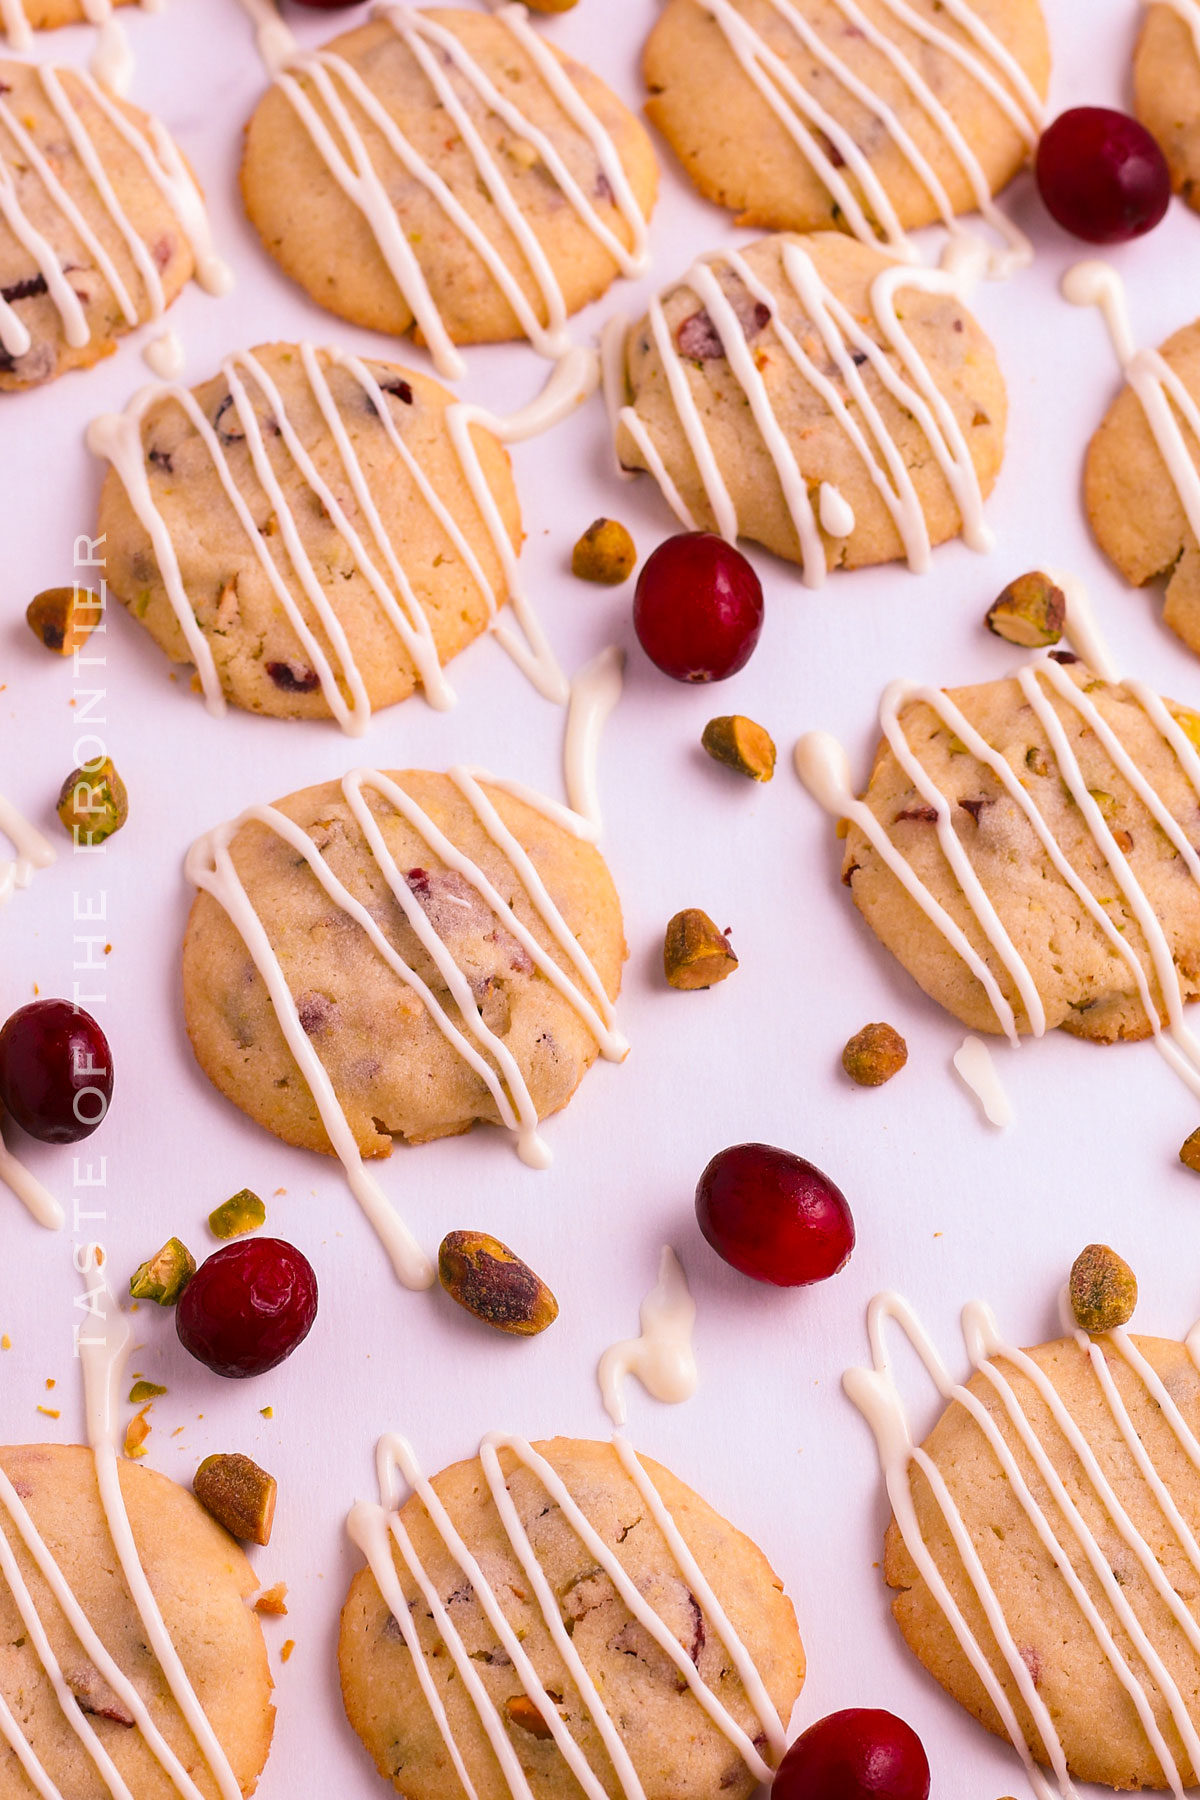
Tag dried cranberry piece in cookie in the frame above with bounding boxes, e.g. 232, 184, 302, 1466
773, 1709, 930, 1800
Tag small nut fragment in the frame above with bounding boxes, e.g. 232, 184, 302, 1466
985, 572, 1066, 649
1069, 1243, 1138, 1334
571, 517, 636, 585
128, 1380, 166, 1403
505, 1695, 554, 1738
842, 1022, 908, 1087
123, 1410, 151, 1460
1181, 1127, 1200, 1173
254, 1583, 289, 1616
56, 757, 128, 845
26, 585, 102, 655
129, 1238, 195, 1307
701, 715, 776, 782
209, 1188, 267, 1240
194, 1452, 278, 1546
438, 1231, 559, 1337
663, 909, 738, 990
524, 0, 578, 11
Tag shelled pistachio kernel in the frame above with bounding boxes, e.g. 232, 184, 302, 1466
985, 572, 1066, 649
1069, 1243, 1138, 1334
1180, 1127, 1200, 1172
438, 1231, 559, 1336
194, 1452, 277, 1547
525, 0, 578, 14
842, 1022, 908, 1087
26, 585, 101, 655
209, 1188, 267, 1240
56, 757, 128, 845
663, 909, 738, 990
129, 1238, 195, 1307
701, 714, 776, 781
571, 517, 637, 585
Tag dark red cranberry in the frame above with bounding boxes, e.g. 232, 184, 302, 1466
176, 1238, 318, 1379
634, 533, 764, 682
696, 1143, 854, 1286
0, 1000, 112, 1144
1036, 108, 1170, 244
774, 1709, 930, 1800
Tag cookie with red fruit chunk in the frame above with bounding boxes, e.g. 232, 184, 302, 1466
182, 769, 626, 1160
642, 0, 1049, 238
1136, 7, 1200, 214
0, 1443, 274, 1797
338, 1436, 805, 1800
239, 10, 657, 354
10, 0, 137, 23
610, 233, 1006, 579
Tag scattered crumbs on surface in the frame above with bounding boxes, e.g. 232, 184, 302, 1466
44, 1377, 55, 1390
280, 1640, 296, 1664
934, 1231, 943, 1239
31, 983, 38, 997
129, 1380, 167, 1403
124, 1409, 151, 1459
36, 1406, 60, 1420
254, 1583, 288, 1616
260, 1406, 274, 1419
68, 697, 76, 707
171, 1426, 185, 1438
104, 943, 112, 955
0, 1336, 10, 1352
273, 1187, 286, 1197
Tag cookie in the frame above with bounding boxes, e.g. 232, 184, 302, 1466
610, 231, 1006, 580
4, 0, 135, 28
182, 768, 627, 1164
1135, 4, 1200, 213
240, 8, 657, 376
800, 659, 1200, 1048
642, 0, 1048, 254
339, 1434, 805, 1800
0, 1441, 272, 1799
92, 344, 522, 725
0, 58, 223, 390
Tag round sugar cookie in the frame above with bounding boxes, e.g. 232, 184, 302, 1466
1135, 5, 1200, 214
10, 0, 136, 24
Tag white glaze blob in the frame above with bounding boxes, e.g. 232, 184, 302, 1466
952, 1033, 1013, 1127
0, 1121, 62, 1229
598, 1246, 698, 1427
0, 792, 55, 907
142, 327, 183, 378
234, 0, 297, 73
563, 644, 623, 836
90, 18, 133, 94
818, 481, 855, 537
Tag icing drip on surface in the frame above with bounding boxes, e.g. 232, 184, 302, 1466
564, 645, 623, 836
0, 793, 54, 907
616, 240, 994, 587
598, 1246, 698, 1426
0, 1120, 62, 1229
235, 0, 297, 72
347, 1432, 785, 1797
267, 3, 649, 380
90, 18, 133, 94
186, 768, 626, 1289
142, 327, 183, 378
952, 1033, 1012, 1127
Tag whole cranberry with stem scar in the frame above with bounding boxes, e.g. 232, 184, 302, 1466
634, 532, 764, 682
773, 1709, 931, 1800
1036, 107, 1170, 244
176, 1238, 318, 1379
0, 999, 113, 1144
695, 1143, 854, 1286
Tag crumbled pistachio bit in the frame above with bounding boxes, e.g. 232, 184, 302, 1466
663, 909, 738, 990
1069, 1243, 1138, 1334
0, 1336, 10, 1351
438, 1231, 559, 1337
209, 1188, 267, 1240
26, 585, 102, 655
254, 1583, 289, 1616
129, 1238, 195, 1307
194, 1452, 278, 1547
505, 1694, 554, 1738
124, 1410, 151, 1460
701, 714, 776, 781
280, 1640, 295, 1664
842, 1022, 908, 1087
571, 517, 637, 585
128, 1380, 166, 1404
260, 1406, 274, 1419
985, 572, 1066, 649
1180, 1127, 1200, 1173
56, 757, 128, 846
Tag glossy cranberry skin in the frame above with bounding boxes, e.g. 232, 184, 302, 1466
696, 1143, 854, 1287
633, 532, 764, 682
1036, 108, 1170, 244
176, 1238, 318, 1379
773, 1710, 930, 1800
0, 999, 113, 1144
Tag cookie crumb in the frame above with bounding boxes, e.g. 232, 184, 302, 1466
254, 1583, 289, 1616
280, 1639, 295, 1664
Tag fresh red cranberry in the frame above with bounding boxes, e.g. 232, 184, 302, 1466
0, 999, 112, 1144
696, 1143, 854, 1286
1036, 108, 1170, 244
634, 532, 764, 682
176, 1238, 318, 1379
774, 1709, 930, 1800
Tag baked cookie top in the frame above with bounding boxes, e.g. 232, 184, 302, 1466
240, 7, 657, 377
610, 231, 1006, 581
0, 57, 224, 389
2, 0, 136, 44
339, 1434, 805, 1800
92, 344, 522, 727
0, 1441, 272, 1800
643, 0, 1048, 266
1135, 4, 1200, 213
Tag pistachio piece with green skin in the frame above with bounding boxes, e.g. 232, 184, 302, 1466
1181, 1127, 1200, 1173
57, 758, 128, 845
701, 714, 776, 781
129, 1238, 195, 1307
438, 1231, 559, 1336
128, 1380, 166, 1403
1069, 1243, 1138, 1334
985, 572, 1066, 649
26, 586, 102, 655
842, 1022, 908, 1087
209, 1188, 267, 1240
663, 909, 738, 990
571, 517, 637, 585
194, 1452, 277, 1546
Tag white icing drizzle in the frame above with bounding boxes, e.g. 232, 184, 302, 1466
847, 1289, 1200, 1798
598, 1246, 698, 1427
234, 0, 297, 73
952, 1033, 1012, 1127
698, 0, 1041, 275
142, 326, 182, 378
563, 645, 623, 836
90, 18, 133, 95
0, 792, 54, 908
267, 2, 649, 381
88, 346, 591, 725
0, 1119, 62, 1229
185, 767, 627, 1290
346, 1432, 785, 1797
616, 239, 994, 588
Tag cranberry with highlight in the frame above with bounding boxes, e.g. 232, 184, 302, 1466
773, 1709, 930, 1800
634, 532, 764, 682
696, 1143, 854, 1287
176, 1238, 318, 1379
1036, 107, 1170, 244
0, 999, 113, 1144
